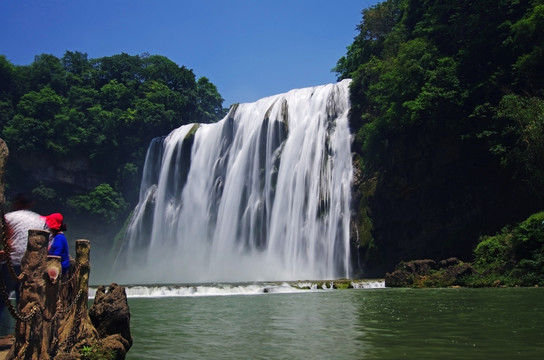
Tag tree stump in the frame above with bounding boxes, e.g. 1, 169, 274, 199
7, 229, 50, 359
0, 138, 131, 359
52, 239, 99, 358
6, 236, 100, 359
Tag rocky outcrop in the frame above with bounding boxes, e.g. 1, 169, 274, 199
385, 257, 476, 287
90, 283, 133, 358
9, 152, 99, 191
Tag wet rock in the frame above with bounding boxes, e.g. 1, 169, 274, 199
100, 334, 132, 360
385, 258, 475, 287
384, 269, 415, 287
440, 262, 476, 284
89, 283, 132, 358
439, 257, 461, 268
397, 259, 436, 274
385, 259, 437, 286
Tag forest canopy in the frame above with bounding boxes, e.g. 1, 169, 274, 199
336, 0, 544, 184
0, 51, 227, 227
335, 0, 544, 277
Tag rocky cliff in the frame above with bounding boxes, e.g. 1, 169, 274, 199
351, 124, 541, 278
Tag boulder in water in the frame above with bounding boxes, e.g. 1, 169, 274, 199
89, 283, 133, 358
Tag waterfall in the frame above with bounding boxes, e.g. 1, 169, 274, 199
116, 79, 353, 283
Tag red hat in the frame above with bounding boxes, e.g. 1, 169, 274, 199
43, 213, 63, 231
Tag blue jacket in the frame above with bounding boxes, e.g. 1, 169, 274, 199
48, 233, 70, 274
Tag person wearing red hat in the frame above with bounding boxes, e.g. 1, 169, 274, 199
43, 213, 70, 275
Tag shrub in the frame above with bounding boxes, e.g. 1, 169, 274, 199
470, 211, 544, 286
68, 183, 127, 223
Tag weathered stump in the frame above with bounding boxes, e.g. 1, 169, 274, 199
0, 138, 131, 359
44, 256, 61, 356
53, 239, 99, 358
6, 236, 101, 359
7, 229, 50, 359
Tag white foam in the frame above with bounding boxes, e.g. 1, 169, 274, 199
88, 279, 385, 299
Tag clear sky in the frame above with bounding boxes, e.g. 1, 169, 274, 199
0, 0, 380, 107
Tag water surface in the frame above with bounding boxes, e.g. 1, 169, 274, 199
126, 286, 544, 359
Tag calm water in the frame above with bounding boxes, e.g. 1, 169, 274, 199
126, 287, 544, 360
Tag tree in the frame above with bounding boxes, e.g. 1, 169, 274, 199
491, 94, 544, 190
93, 53, 142, 85
509, 2, 544, 95
68, 183, 128, 223
3, 87, 64, 153
0, 55, 15, 130
196, 77, 226, 123
333, 0, 403, 80
0, 51, 226, 246
29, 54, 67, 95
100, 79, 132, 111
336, 0, 544, 276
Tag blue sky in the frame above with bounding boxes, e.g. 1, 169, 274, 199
0, 0, 380, 107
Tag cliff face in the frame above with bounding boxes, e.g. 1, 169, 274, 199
9, 152, 100, 191
351, 125, 541, 277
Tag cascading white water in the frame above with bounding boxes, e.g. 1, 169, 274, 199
116, 79, 353, 283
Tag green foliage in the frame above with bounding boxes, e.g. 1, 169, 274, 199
337, 0, 544, 275
32, 184, 57, 202
80, 344, 114, 360
333, 281, 351, 289
0, 51, 227, 228
28, 54, 66, 94
471, 212, 544, 286
337, 0, 544, 172
68, 183, 128, 223
3, 87, 65, 153
403, 56, 466, 123
197, 76, 225, 122
0, 51, 227, 161
0, 56, 15, 130
333, 0, 403, 79
509, 3, 544, 94
2, 114, 48, 152
492, 94, 544, 190
473, 232, 513, 273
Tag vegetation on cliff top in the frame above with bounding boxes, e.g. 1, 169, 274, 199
0, 52, 226, 243
336, 0, 544, 277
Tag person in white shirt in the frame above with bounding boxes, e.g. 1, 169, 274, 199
1, 207, 48, 321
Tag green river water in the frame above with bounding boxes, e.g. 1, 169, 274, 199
125, 286, 544, 359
